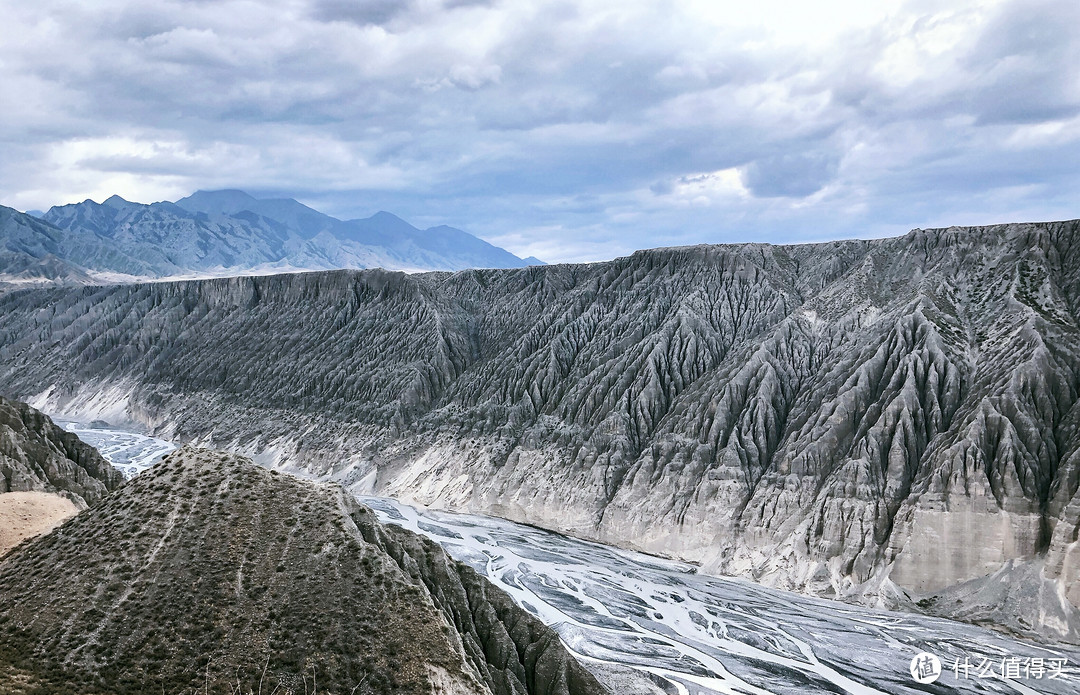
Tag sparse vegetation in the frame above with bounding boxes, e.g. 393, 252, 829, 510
0, 448, 607, 695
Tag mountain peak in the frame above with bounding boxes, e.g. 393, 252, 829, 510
371, 210, 408, 223
346, 210, 420, 236
194, 188, 255, 199
102, 194, 131, 209
174, 189, 260, 215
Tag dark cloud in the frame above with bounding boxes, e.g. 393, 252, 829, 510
308, 0, 411, 26
962, 1, 1080, 124
741, 152, 840, 198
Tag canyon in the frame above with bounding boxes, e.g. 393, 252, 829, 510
2, 216, 1080, 643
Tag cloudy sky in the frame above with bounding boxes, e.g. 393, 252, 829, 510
1, 0, 1078, 263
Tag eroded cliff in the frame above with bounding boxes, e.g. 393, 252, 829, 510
3, 220, 1080, 639
0, 394, 123, 508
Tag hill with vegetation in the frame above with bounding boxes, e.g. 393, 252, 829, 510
0, 447, 606, 695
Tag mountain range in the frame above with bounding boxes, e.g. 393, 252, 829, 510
0, 191, 540, 284
4, 217, 1080, 643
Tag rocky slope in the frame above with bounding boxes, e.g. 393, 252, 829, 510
915, 558, 1080, 642
0, 206, 121, 285
0, 394, 123, 508
0, 190, 536, 280
0, 447, 607, 695
3, 219, 1080, 640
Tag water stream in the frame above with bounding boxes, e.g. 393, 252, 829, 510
57, 419, 1079, 695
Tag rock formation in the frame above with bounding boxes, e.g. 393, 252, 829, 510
3, 219, 1080, 640
0, 394, 123, 508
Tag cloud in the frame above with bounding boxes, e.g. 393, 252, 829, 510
0, 0, 1077, 263
741, 152, 840, 198
308, 0, 411, 27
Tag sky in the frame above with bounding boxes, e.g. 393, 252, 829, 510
1, 0, 1078, 263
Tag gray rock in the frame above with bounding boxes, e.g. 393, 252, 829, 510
0, 394, 123, 508
914, 558, 1080, 643
3, 219, 1080, 641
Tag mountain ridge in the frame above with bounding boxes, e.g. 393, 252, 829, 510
2, 217, 1080, 642
0, 445, 608, 695
0, 190, 539, 281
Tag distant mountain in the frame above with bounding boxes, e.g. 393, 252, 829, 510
0, 446, 606, 695
0, 191, 539, 284
0, 251, 93, 287
0, 205, 136, 284
174, 189, 535, 271
41, 195, 289, 276
174, 189, 338, 238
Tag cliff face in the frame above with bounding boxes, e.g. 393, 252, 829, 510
2, 220, 1080, 635
0, 394, 123, 508
0, 447, 607, 695
363, 511, 606, 695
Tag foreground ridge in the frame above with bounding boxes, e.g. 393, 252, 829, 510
0, 446, 607, 695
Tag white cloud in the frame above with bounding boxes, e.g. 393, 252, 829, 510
660, 169, 750, 206
0, 0, 1077, 261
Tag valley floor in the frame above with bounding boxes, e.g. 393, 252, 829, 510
60, 419, 1080, 695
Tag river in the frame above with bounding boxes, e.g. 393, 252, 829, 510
57, 419, 1080, 695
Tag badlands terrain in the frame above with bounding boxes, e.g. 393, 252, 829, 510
3, 216, 1080, 642
15, 412, 1080, 695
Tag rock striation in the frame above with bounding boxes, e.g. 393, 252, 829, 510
3, 219, 1080, 640
0, 394, 123, 508
0, 447, 607, 695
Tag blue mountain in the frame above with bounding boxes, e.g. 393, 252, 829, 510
4, 190, 541, 281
